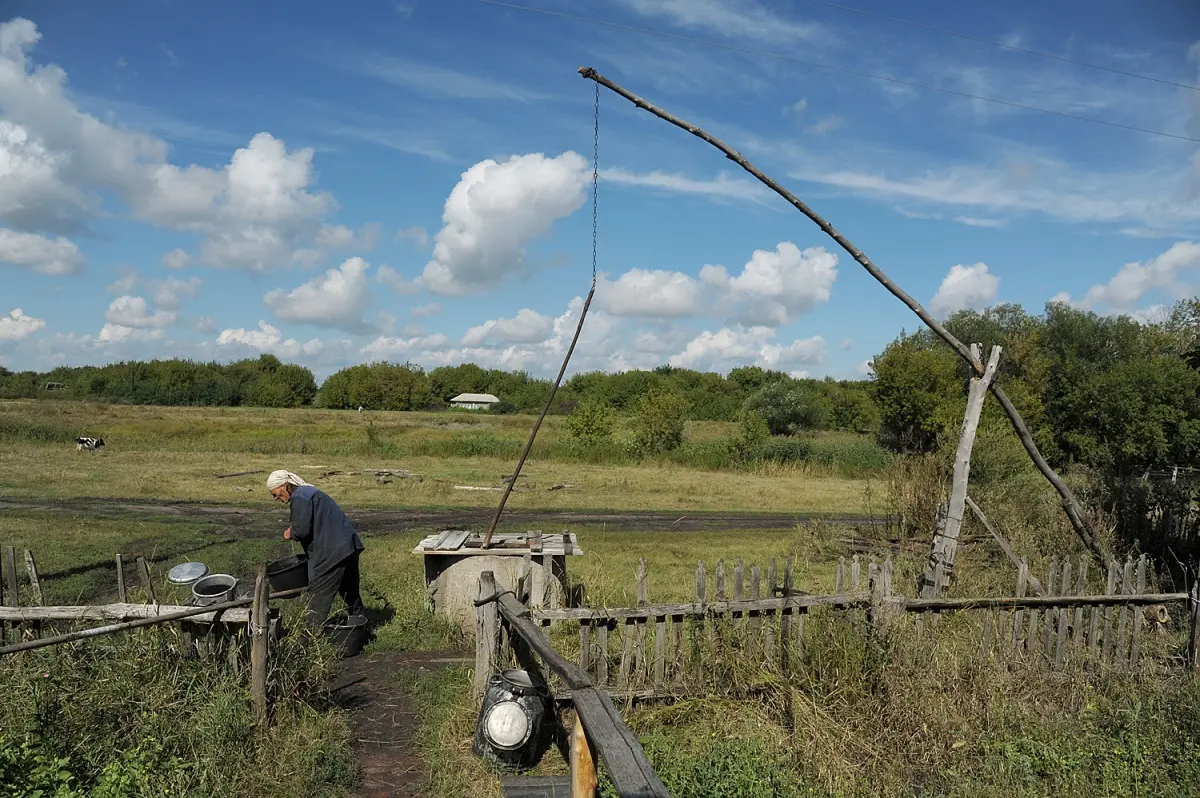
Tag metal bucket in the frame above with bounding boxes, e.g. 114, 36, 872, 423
192, 574, 237, 606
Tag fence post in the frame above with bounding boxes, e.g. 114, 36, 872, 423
1189, 582, 1200, 674
250, 565, 269, 725
474, 571, 500, 702
570, 712, 598, 797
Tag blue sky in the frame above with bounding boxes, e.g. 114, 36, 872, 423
1, 0, 1198, 381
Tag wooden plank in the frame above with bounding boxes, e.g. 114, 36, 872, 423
115, 553, 127, 603
1188, 583, 1200, 672
569, 712, 598, 798
596, 622, 609, 686
496, 593, 593, 689
715, 560, 726, 601
1037, 558, 1058, 656
541, 552, 553, 609
835, 557, 845, 596
474, 572, 500, 700
579, 620, 592, 676
653, 616, 666, 690
749, 564, 762, 657
695, 561, 706, 603
851, 555, 861, 593
1055, 560, 1071, 666
531, 592, 874, 622
780, 556, 794, 672
1130, 555, 1147, 666
619, 619, 634, 691
529, 530, 543, 553
502, 775, 572, 798
570, 687, 670, 797
250, 565, 269, 724
921, 344, 1001, 597
670, 614, 684, 688
136, 557, 158, 605
1116, 557, 1133, 661
437, 529, 471, 551
0, 602, 257, 624
23, 551, 42, 606
1071, 558, 1088, 647
1102, 560, 1119, 660
432, 529, 455, 550
1011, 560, 1029, 652
732, 560, 745, 641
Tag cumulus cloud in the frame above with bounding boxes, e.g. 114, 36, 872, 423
105, 295, 177, 329
361, 332, 451, 360
0, 308, 45, 342
376, 264, 420, 295
930, 262, 1000, 316
264, 256, 372, 331
1054, 241, 1200, 311
0, 229, 84, 275
107, 269, 201, 310
420, 152, 588, 295
669, 325, 826, 372
461, 308, 553, 346
97, 322, 165, 343
161, 248, 190, 269
0, 21, 348, 273
597, 269, 703, 317
216, 320, 327, 359
701, 242, 838, 325
411, 302, 442, 318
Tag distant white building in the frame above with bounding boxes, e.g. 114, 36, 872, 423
450, 392, 500, 410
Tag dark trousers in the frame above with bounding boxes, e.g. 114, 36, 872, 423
304, 551, 364, 629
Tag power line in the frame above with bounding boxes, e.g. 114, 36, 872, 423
798, 0, 1200, 93
471, 0, 1200, 144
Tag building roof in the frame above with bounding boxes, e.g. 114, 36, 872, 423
450, 393, 500, 403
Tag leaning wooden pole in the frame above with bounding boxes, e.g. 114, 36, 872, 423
250, 565, 270, 724
920, 344, 1001, 597
578, 66, 1110, 566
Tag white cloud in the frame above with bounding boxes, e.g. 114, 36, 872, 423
0, 308, 45, 342
601, 168, 769, 205
376, 264, 420, 295
461, 308, 553, 346
161, 248, 190, 269
105, 295, 177, 329
421, 152, 589, 295
597, 269, 703, 318
361, 332, 451, 360
930, 263, 1000, 316
0, 229, 84, 275
97, 322, 165, 343
701, 242, 837, 325
806, 114, 843, 135
411, 302, 441, 318
616, 0, 827, 43
838, 337, 854, 350
216, 320, 327, 359
396, 225, 429, 248
264, 256, 372, 331
152, 276, 202, 310
1063, 241, 1200, 311
193, 315, 215, 333
668, 325, 826, 372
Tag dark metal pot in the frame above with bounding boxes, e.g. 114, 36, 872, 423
323, 613, 368, 658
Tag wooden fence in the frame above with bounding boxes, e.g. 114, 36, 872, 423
503, 554, 1200, 700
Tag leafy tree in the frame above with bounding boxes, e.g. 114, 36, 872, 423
632, 389, 689, 454
565, 398, 617, 445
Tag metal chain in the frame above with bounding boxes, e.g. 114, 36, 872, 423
591, 81, 599, 289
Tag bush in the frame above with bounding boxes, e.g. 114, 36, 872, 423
728, 409, 771, 461
489, 400, 518, 415
565, 398, 617, 446
632, 389, 689, 454
745, 380, 831, 435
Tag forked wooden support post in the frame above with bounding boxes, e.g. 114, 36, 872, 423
250, 565, 270, 725
921, 344, 1001, 598
578, 65, 1110, 567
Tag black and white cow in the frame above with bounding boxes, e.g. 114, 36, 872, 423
76, 437, 105, 452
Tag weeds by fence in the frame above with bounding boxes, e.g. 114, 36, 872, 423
512, 554, 1194, 702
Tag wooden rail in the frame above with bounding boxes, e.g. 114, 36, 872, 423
478, 571, 670, 798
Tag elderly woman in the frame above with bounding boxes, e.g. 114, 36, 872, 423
267, 470, 365, 628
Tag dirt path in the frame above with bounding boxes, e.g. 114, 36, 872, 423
331, 650, 470, 797
0, 496, 881, 533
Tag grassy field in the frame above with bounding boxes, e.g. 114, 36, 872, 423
4, 401, 1199, 796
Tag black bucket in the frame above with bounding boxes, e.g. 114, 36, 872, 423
265, 554, 308, 593
324, 614, 368, 658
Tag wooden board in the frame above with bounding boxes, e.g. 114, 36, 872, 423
500, 776, 572, 797
413, 532, 584, 556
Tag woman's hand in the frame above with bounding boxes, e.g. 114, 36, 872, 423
283, 527, 293, 541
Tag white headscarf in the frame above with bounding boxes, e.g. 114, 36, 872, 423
266, 470, 309, 491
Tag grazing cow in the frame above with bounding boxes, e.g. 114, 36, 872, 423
76, 437, 105, 452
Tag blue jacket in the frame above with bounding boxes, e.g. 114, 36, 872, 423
288, 485, 364, 580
